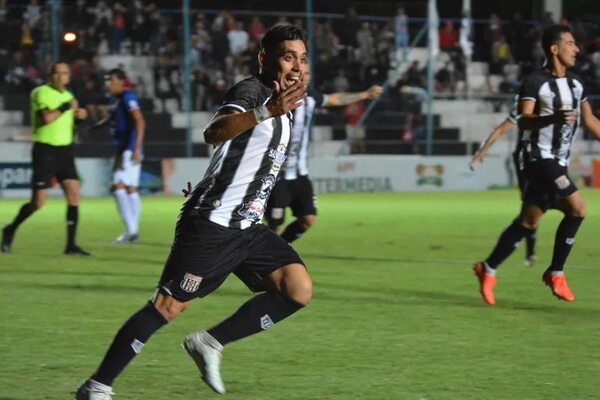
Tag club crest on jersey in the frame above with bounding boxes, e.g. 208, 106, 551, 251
238, 200, 265, 221
257, 174, 276, 200
180, 273, 203, 293
268, 144, 287, 172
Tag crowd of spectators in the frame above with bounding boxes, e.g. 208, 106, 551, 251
1, 0, 599, 116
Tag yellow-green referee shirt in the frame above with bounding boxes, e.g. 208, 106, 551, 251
31, 84, 75, 146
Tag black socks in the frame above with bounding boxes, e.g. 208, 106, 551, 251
92, 303, 168, 386
486, 220, 535, 269
280, 220, 307, 243
548, 216, 584, 272
66, 205, 78, 248
207, 292, 304, 346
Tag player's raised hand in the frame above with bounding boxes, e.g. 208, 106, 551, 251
469, 151, 485, 171
266, 79, 306, 116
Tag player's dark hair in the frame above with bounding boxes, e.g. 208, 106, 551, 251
49, 61, 69, 75
106, 68, 128, 81
541, 25, 573, 58
260, 24, 306, 56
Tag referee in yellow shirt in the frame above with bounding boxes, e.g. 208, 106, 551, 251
2, 62, 91, 255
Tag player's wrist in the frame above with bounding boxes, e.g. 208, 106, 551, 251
253, 104, 272, 124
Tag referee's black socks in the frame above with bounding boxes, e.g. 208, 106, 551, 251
92, 303, 168, 386
9, 202, 36, 231
66, 205, 78, 248
207, 292, 304, 346
548, 216, 584, 272
485, 219, 535, 269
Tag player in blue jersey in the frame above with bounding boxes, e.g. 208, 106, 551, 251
104, 68, 146, 243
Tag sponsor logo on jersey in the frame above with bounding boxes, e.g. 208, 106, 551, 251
268, 144, 287, 172
237, 200, 265, 221
180, 273, 203, 293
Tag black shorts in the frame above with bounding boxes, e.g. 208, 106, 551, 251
522, 159, 578, 211
31, 142, 78, 189
158, 211, 305, 302
266, 175, 317, 225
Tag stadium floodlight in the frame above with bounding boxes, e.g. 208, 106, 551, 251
63, 32, 77, 43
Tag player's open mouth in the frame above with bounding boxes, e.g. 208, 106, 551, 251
285, 75, 301, 86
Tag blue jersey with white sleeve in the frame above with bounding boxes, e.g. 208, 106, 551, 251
109, 89, 141, 152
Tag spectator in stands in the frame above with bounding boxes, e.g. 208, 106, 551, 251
337, 6, 360, 58
111, 2, 127, 54
356, 22, 375, 62
439, 21, 458, 53
333, 68, 350, 92
394, 7, 409, 61
248, 16, 266, 41
491, 35, 512, 74
24, 0, 41, 31
434, 61, 455, 94
228, 21, 249, 56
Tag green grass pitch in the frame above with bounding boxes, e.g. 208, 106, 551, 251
1, 190, 600, 399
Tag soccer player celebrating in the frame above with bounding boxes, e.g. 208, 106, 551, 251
469, 97, 538, 266
2, 62, 91, 255
473, 25, 600, 305
76, 24, 310, 399
104, 68, 146, 243
266, 68, 382, 243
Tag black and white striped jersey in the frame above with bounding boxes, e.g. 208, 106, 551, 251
282, 88, 327, 180
518, 68, 587, 166
187, 75, 293, 229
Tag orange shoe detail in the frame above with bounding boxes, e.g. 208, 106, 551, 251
473, 262, 496, 305
543, 272, 575, 302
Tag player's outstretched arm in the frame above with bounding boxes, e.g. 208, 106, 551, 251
580, 101, 600, 140
204, 80, 306, 144
324, 85, 383, 107
469, 118, 515, 171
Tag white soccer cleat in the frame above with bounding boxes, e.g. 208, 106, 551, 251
183, 331, 226, 394
112, 233, 138, 244
75, 379, 114, 400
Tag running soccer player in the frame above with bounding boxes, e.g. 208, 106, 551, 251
2, 62, 91, 255
469, 96, 538, 266
104, 68, 145, 243
472, 25, 600, 305
265, 68, 382, 243
76, 24, 310, 399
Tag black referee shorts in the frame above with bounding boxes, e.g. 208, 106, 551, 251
31, 142, 79, 189
522, 159, 578, 211
158, 211, 305, 302
266, 175, 317, 226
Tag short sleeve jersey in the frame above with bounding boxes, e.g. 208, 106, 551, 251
31, 84, 75, 146
187, 75, 293, 229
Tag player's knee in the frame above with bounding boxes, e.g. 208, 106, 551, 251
126, 187, 138, 194
286, 276, 313, 306
569, 204, 586, 218
299, 215, 316, 229
153, 296, 189, 322
31, 199, 45, 210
